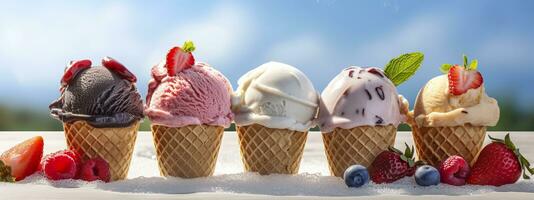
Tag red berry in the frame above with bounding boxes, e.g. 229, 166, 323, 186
370, 144, 416, 184
61, 59, 92, 87
79, 158, 111, 182
439, 155, 470, 186
41, 152, 77, 180
467, 134, 532, 186
165, 46, 195, 76
448, 65, 483, 95
0, 136, 44, 181
102, 57, 137, 82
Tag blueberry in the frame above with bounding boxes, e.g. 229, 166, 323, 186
415, 165, 440, 186
343, 165, 369, 188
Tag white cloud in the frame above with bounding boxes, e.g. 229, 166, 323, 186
264, 35, 329, 67
0, 1, 142, 84
351, 15, 451, 65
148, 4, 255, 69
475, 33, 534, 67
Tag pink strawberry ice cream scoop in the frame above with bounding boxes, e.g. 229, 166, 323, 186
145, 41, 233, 128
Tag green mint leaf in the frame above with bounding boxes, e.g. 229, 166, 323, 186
182, 40, 196, 52
469, 59, 478, 70
384, 52, 424, 86
463, 54, 468, 68
440, 64, 452, 74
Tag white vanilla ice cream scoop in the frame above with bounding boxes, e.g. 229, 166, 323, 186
317, 67, 409, 133
232, 62, 319, 132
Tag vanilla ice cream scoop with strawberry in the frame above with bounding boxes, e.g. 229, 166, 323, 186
413, 56, 499, 127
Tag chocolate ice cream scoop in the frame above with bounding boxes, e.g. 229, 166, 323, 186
49, 58, 144, 128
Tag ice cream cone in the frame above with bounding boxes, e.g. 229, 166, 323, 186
322, 125, 396, 177
237, 124, 308, 175
412, 124, 486, 166
151, 124, 224, 178
63, 120, 139, 181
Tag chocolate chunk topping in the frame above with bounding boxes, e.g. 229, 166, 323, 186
375, 115, 384, 124
340, 112, 345, 116
362, 108, 366, 116
348, 70, 355, 78
368, 68, 385, 78
343, 90, 349, 96
375, 86, 385, 100
355, 109, 359, 114
357, 77, 362, 79
364, 89, 372, 100
461, 110, 468, 114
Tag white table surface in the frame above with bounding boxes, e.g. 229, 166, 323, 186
1, 131, 533, 200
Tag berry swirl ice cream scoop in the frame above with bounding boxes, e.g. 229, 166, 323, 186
145, 41, 233, 128
49, 57, 144, 128
318, 52, 424, 176
318, 53, 424, 133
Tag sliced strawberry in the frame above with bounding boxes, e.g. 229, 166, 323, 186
165, 41, 195, 76
0, 136, 44, 181
102, 57, 137, 82
448, 65, 483, 96
61, 59, 92, 87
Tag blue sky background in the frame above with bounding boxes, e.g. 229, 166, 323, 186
1, 0, 533, 112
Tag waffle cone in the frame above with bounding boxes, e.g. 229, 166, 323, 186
237, 124, 307, 175
322, 125, 396, 177
412, 124, 486, 166
151, 125, 224, 178
63, 120, 139, 181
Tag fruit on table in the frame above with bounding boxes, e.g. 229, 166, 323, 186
439, 155, 470, 186
415, 165, 440, 186
343, 165, 369, 188
370, 143, 417, 184
0, 136, 44, 181
79, 157, 111, 182
41, 150, 80, 180
467, 134, 534, 186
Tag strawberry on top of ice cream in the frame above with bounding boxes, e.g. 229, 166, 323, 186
145, 41, 234, 128
413, 55, 500, 127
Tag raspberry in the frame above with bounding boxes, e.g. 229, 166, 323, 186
79, 158, 111, 182
439, 155, 470, 186
42, 153, 77, 180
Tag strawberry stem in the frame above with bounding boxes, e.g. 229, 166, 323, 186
392, 143, 416, 167
182, 40, 196, 53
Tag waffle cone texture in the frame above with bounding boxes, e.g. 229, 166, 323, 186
237, 124, 308, 175
152, 125, 224, 178
63, 120, 139, 181
322, 125, 396, 177
412, 124, 486, 166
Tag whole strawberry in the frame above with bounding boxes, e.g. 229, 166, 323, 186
370, 143, 418, 184
467, 134, 534, 186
